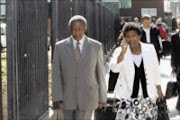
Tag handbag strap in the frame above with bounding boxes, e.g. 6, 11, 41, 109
170, 72, 176, 82
113, 94, 116, 110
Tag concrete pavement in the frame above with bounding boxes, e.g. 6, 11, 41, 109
159, 56, 180, 120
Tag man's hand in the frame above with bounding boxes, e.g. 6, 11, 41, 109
159, 49, 163, 53
171, 66, 176, 76
172, 66, 176, 71
107, 91, 114, 94
98, 102, 106, 108
53, 101, 63, 109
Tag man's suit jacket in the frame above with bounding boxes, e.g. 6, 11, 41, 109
171, 32, 180, 68
52, 36, 107, 110
110, 42, 161, 99
141, 26, 161, 55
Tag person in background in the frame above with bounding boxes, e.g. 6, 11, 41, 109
141, 14, 162, 63
52, 15, 107, 120
151, 18, 156, 27
158, 17, 169, 34
172, 17, 177, 32
111, 22, 164, 120
119, 17, 126, 33
134, 17, 141, 26
156, 18, 168, 40
171, 21, 180, 113
107, 17, 127, 91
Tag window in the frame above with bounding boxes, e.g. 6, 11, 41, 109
119, 0, 132, 9
0, 4, 6, 21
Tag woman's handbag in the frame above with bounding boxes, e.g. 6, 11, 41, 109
165, 73, 178, 99
156, 99, 170, 120
94, 94, 119, 120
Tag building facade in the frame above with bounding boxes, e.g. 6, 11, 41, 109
119, 0, 164, 22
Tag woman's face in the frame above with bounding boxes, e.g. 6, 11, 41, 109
124, 30, 141, 48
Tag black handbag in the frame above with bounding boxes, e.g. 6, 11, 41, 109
165, 73, 178, 99
94, 107, 117, 120
165, 81, 177, 99
156, 99, 170, 120
94, 94, 119, 120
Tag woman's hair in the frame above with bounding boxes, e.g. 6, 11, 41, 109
122, 22, 142, 37
68, 15, 87, 28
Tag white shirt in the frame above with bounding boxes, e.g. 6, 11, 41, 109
132, 54, 142, 67
72, 36, 85, 53
143, 27, 151, 43
132, 54, 143, 96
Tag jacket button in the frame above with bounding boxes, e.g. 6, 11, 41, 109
75, 76, 77, 79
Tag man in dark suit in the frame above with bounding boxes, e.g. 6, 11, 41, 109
141, 14, 162, 62
171, 21, 180, 112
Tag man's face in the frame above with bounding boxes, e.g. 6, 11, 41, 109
142, 19, 152, 29
134, 19, 139, 23
69, 21, 87, 41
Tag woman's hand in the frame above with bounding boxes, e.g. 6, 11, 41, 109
157, 89, 164, 101
156, 85, 164, 101
120, 40, 128, 54
117, 40, 128, 63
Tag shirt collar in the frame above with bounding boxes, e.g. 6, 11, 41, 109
142, 26, 150, 32
72, 35, 85, 46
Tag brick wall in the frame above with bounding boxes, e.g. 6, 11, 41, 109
119, 0, 164, 21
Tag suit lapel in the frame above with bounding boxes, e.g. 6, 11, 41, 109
150, 27, 153, 43
65, 36, 76, 61
79, 36, 91, 62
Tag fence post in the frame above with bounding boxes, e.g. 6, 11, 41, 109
51, 0, 58, 60
6, 0, 19, 119
7, 0, 49, 119
0, 19, 2, 120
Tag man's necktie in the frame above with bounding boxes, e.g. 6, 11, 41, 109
75, 41, 80, 62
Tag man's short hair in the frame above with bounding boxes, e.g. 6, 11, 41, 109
141, 14, 151, 21
68, 15, 87, 28
121, 17, 125, 20
134, 17, 139, 21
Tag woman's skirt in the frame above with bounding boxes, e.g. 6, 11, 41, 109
115, 97, 158, 120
